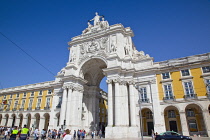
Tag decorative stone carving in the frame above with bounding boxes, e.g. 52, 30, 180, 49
113, 79, 120, 83
132, 50, 151, 60
100, 17, 109, 29
57, 68, 65, 76
80, 44, 85, 54
110, 40, 117, 53
70, 50, 76, 62
82, 22, 93, 34
87, 40, 100, 53
101, 37, 108, 49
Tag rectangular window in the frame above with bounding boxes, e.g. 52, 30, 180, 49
202, 66, 210, 73
29, 99, 33, 108
168, 110, 176, 118
10, 94, 12, 98
37, 99, 41, 107
140, 87, 147, 102
181, 69, 190, 76
23, 92, 27, 97
164, 84, 173, 99
31, 92, 34, 96
184, 81, 194, 96
14, 101, 18, 108
162, 72, 170, 79
188, 120, 198, 132
102, 108, 104, 113
21, 100, 25, 108
48, 90, 52, 94
206, 79, 210, 93
46, 98, 50, 107
187, 109, 195, 117
39, 90, 42, 96
4, 95, 6, 99
16, 93, 19, 98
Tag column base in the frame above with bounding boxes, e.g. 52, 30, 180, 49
105, 126, 139, 139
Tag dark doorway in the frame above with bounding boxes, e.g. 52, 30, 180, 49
147, 122, 154, 136
169, 121, 178, 132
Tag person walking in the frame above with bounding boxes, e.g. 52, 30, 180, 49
9, 126, 19, 140
19, 125, 29, 140
41, 129, 46, 140
98, 130, 102, 139
77, 130, 80, 140
73, 130, 76, 139
63, 129, 72, 140
3, 129, 9, 140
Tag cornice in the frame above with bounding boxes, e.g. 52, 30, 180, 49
0, 81, 55, 94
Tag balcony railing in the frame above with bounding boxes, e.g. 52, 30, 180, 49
6, 108, 10, 111
163, 96, 176, 101
44, 106, 50, 110
19, 108, 24, 111
27, 107, 32, 110
35, 107, 40, 110
184, 94, 197, 100
0, 108, 3, 111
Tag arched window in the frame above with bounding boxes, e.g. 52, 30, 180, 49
186, 108, 195, 117
146, 111, 153, 119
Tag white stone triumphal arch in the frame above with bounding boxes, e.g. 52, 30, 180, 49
48, 13, 165, 138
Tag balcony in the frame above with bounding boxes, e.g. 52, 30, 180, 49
163, 96, 176, 101
44, 106, 50, 110
56, 104, 61, 109
6, 108, 10, 111
35, 107, 40, 110
27, 107, 32, 110
0, 108, 3, 111
19, 108, 24, 111
184, 94, 197, 100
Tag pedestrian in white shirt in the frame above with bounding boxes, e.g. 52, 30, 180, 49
63, 129, 72, 140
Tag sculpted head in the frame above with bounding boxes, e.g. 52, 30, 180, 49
95, 12, 98, 15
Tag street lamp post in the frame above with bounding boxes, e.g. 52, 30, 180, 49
135, 84, 144, 140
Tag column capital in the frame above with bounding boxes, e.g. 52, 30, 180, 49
113, 78, 120, 83
119, 80, 127, 85
128, 80, 135, 85
106, 79, 112, 84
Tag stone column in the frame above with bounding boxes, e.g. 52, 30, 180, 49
7, 116, 13, 127
1, 117, 6, 126
59, 87, 68, 126
15, 116, 20, 127
120, 81, 129, 126
179, 111, 189, 136
202, 109, 210, 137
66, 88, 73, 127
22, 116, 27, 126
30, 117, 36, 129
49, 90, 60, 129
39, 117, 45, 130
129, 81, 136, 126
114, 79, 121, 126
107, 80, 113, 127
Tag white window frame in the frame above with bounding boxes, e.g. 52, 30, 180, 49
162, 72, 170, 79
140, 87, 148, 102
16, 93, 19, 98
10, 94, 13, 99
181, 69, 190, 77
29, 99, 33, 108
14, 101, 18, 108
205, 79, 210, 93
168, 110, 176, 118
37, 98, 41, 108
163, 84, 174, 99
46, 97, 50, 107
4, 95, 6, 99
23, 92, 27, 97
48, 89, 52, 95
183, 81, 195, 96
39, 90, 42, 96
202, 66, 210, 73
31, 92, 34, 96
21, 100, 25, 108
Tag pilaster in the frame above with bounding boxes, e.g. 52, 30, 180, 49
107, 79, 113, 126
179, 111, 190, 136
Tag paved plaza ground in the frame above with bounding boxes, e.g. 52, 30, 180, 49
1, 135, 209, 140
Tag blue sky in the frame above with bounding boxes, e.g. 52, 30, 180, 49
0, 0, 210, 90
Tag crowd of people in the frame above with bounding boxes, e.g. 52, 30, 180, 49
0, 125, 103, 140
